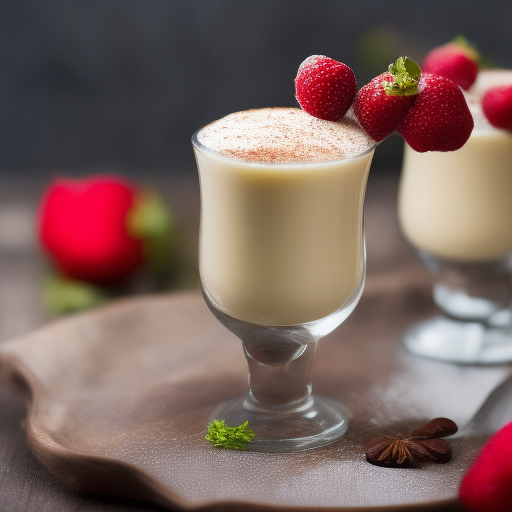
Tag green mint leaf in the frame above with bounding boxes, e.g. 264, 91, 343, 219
205, 419, 255, 451
385, 56, 421, 96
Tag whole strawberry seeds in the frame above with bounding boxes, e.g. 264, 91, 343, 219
295, 55, 356, 121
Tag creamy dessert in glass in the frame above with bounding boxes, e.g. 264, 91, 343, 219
193, 107, 375, 452
398, 69, 512, 363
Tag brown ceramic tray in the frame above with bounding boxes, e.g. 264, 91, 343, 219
0, 289, 509, 511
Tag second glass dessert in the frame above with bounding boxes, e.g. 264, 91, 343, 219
398, 70, 512, 364
193, 107, 375, 452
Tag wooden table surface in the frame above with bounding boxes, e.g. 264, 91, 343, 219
0, 170, 465, 512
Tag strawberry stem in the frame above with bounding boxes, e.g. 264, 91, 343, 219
384, 56, 421, 97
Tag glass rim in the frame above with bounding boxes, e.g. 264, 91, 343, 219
191, 128, 377, 168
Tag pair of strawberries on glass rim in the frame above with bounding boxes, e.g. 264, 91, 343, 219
295, 39, 512, 151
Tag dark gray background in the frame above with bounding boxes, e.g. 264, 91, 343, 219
1, 0, 511, 179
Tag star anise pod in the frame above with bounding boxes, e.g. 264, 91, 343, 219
365, 417, 457, 468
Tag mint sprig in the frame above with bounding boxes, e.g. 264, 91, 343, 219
205, 420, 255, 451
384, 56, 421, 96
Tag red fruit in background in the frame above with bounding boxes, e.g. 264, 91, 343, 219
422, 40, 479, 90
38, 175, 144, 285
459, 421, 512, 512
295, 55, 356, 121
398, 73, 474, 152
482, 85, 512, 130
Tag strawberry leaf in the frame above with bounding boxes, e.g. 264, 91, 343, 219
385, 56, 421, 96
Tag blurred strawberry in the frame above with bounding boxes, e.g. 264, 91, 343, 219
422, 36, 480, 90
39, 175, 143, 284
482, 84, 512, 130
37, 175, 174, 312
460, 421, 512, 512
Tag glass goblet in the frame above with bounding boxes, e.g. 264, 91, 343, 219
192, 108, 375, 452
398, 116, 512, 364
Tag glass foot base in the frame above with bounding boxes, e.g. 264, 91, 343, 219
404, 315, 512, 364
208, 395, 349, 453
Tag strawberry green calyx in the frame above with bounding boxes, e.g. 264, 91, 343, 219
384, 57, 421, 96
453, 35, 480, 64
127, 189, 176, 285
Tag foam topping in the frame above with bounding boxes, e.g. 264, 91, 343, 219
196, 107, 374, 164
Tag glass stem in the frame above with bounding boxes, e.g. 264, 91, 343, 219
419, 250, 512, 324
242, 334, 316, 406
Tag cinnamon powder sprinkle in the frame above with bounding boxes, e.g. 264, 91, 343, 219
197, 108, 374, 165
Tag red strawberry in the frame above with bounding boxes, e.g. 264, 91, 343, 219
422, 39, 479, 90
353, 57, 420, 142
295, 55, 356, 121
459, 421, 512, 512
398, 73, 474, 152
38, 175, 144, 285
354, 72, 412, 142
482, 85, 512, 130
